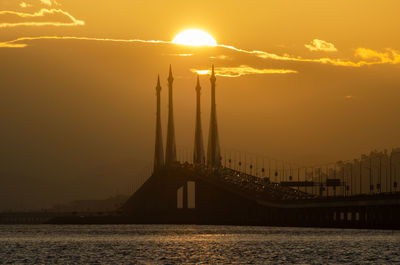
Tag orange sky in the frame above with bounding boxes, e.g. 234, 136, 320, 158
1, 0, 400, 209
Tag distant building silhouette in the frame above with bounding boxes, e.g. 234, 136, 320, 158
153, 75, 164, 171
207, 65, 221, 168
193, 75, 205, 165
165, 65, 177, 165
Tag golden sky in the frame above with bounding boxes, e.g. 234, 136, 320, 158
1, 0, 400, 209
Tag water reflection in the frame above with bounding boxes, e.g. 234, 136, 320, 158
0, 225, 399, 264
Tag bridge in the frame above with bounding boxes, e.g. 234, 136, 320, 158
120, 65, 400, 229
6, 65, 399, 228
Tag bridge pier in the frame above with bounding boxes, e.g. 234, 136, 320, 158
182, 182, 188, 209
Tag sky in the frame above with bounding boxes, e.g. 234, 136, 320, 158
1, 0, 400, 210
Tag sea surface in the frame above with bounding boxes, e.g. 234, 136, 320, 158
0, 225, 399, 264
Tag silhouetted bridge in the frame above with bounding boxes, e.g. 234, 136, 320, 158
117, 163, 400, 229
3, 163, 400, 228
7, 66, 399, 228
120, 66, 400, 229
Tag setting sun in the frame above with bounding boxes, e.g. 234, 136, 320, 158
172, 29, 217, 47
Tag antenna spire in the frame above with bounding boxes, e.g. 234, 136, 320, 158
156, 74, 161, 89
168, 64, 174, 83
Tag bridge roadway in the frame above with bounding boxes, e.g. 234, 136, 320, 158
55, 163, 398, 228
191, 163, 400, 209
149, 163, 400, 229
3, 163, 399, 228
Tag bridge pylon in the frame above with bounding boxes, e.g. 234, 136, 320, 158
165, 65, 177, 165
207, 65, 221, 168
153, 75, 164, 171
194, 75, 205, 165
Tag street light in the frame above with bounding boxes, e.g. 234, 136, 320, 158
359, 156, 373, 194
390, 151, 392, 193
378, 155, 382, 193
389, 151, 400, 193
392, 158, 400, 193
343, 161, 353, 197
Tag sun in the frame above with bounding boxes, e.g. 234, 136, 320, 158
172, 29, 217, 47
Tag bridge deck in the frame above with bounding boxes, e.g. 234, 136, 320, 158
181, 164, 317, 201
179, 163, 400, 208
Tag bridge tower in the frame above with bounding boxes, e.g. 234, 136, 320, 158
165, 65, 177, 165
207, 65, 221, 168
193, 75, 205, 165
153, 75, 164, 171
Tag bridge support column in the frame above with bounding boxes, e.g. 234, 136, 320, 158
183, 182, 188, 209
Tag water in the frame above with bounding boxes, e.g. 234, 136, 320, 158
0, 225, 399, 264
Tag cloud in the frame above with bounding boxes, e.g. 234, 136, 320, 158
355, 48, 400, 64
305, 39, 338, 52
0, 8, 84, 28
220, 43, 400, 67
0, 36, 168, 48
191, 65, 298, 77
0, 42, 27, 48
19, 2, 32, 8
167, 53, 193, 57
40, 0, 52, 5
40, 0, 60, 6
1, 35, 400, 70
210, 55, 229, 60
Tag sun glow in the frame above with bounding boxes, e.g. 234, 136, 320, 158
172, 29, 217, 47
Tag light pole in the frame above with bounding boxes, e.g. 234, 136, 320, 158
319, 167, 323, 197
378, 155, 382, 193
390, 151, 393, 193
333, 163, 337, 196
310, 167, 313, 195
342, 163, 346, 197
305, 167, 308, 194
359, 158, 362, 195
350, 163, 353, 196
326, 164, 329, 197
297, 167, 300, 192
361, 157, 373, 195
391, 157, 399, 193
370, 157, 373, 194
269, 159, 272, 182
244, 153, 247, 174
